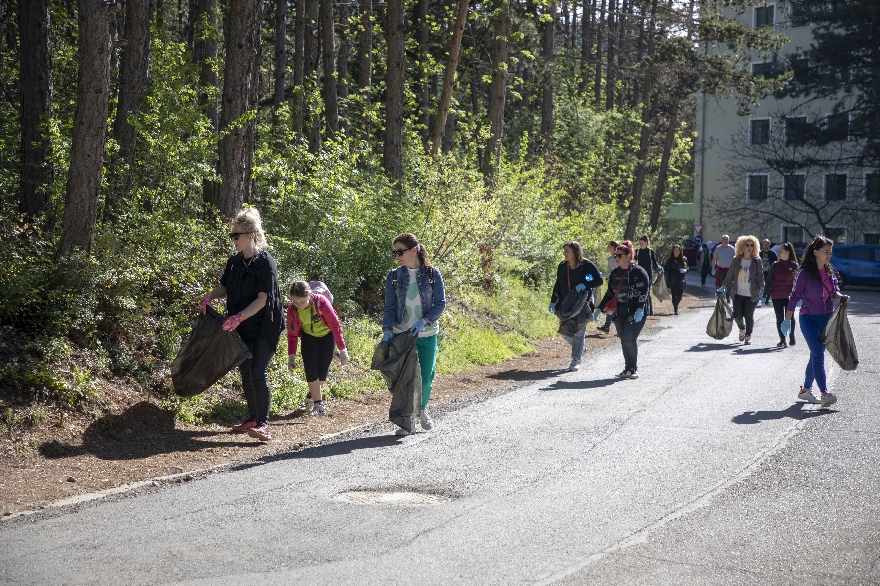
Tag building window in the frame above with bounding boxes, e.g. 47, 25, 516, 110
825, 227, 846, 244
789, 0, 809, 26
754, 5, 775, 27
865, 173, 880, 202
750, 119, 770, 145
783, 174, 805, 200
825, 112, 849, 141
785, 116, 810, 145
783, 225, 805, 243
748, 174, 769, 200
824, 174, 847, 201
751, 61, 775, 78
864, 233, 880, 245
790, 58, 809, 84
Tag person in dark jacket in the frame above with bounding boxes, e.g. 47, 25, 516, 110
699, 243, 712, 286
594, 240, 651, 379
782, 236, 850, 407
664, 245, 688, 315
549, 241, 604, 371
198, 208, 284, 442
636, 234, 662, 315
764, 242, 799, 348
759, 239, 778, 300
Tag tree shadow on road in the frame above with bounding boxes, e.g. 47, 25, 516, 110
539, 378, 620, 391
731, 346, 783, 355
731, 402, 835, 425
231, 433, 401, 470
488, 368, 568, 382
685, 343, 733, 352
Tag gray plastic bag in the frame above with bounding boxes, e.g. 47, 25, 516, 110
819, 301, 859, 371
652, 276, 671, 302
706, 293, 734, 340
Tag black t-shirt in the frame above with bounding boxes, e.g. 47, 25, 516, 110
551, 259, 604, 310
220, 253, 269, 341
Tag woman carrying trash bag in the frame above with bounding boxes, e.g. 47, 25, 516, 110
719, 235, 764, 345
549, 241, 604, 371
286, 281, 350, 416
597, 241, 620, 334
764, 242, 799, 348
782, 236, 850, 407
594, 241, 651, 379
636, 235, 662, 315
382, 233, 446, 436
198, 208, 284, 441
663, 245, 688, 315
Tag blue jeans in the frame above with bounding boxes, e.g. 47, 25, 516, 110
563, 326, 586, 361
799, 312, 832, 391
240, 336, 273, 425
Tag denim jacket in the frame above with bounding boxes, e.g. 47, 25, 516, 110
382, 265, 447, 331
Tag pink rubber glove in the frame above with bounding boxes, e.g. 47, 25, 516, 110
222, 312, 243, 331
199, 293, 213, 314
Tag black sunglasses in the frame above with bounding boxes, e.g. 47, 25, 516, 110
230, 232, 249, 240
744, 243, 754, 247
391, 246, 414, 257
614, 253, 628, 258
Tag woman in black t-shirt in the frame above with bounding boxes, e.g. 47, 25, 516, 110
199, 208, 284, 441
636, 234, 661, 315
549, 241, 603, 371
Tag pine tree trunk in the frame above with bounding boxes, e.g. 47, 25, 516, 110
60, 0, 113, 255
357, 0, 372, 135
484, 0, 510, 179
593, 0, 604, 107
216, 0, 262, 219
274, 0, 287, 116
113, 0, 152, 190
19, 0, 53, 219
414, 0, 430, 144
320, 0, 339, 135
540, 0, 555, 150
429, 0, 470, 156
305, 0, 322, 151
384, 0, 405, 180
604, 0, 615, 111
337, 0, 350, 133
293, 0, 305, 134
190, 0, 219, 204
649, 94, 681, 230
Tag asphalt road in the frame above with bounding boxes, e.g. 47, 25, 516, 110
2, 287, 879, 586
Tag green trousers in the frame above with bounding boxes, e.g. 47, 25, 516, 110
416, 335, 438, 411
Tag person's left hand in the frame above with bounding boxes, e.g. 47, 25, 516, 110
410, 320, 425, 335
222, 312, 243, 331
633, 308, 645, 323
575, 283, 587, 292
339, 349, 350, 366
199, 292, 213, 314
593, 308, 602, 322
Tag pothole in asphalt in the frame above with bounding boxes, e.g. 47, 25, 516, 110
333, 490, 453, 506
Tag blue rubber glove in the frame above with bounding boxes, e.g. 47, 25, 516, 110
575, 283, 587, 293
781, 319, 792, 337
410, 319, 425, 335
593, 308, 602, 322
716, 287, 726, 295
382, 332, 393, 343
633, 308, 645, 323
548, 303, 556, 314
585, 273, 594, 283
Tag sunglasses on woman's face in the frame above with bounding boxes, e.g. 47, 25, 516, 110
230, 232, 249, 240
744, 243, 754, 247
391, 246, 414, 257
614, 253, 628, 258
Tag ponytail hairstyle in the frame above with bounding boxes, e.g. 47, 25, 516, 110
617, 240, 635, 262
232, 207, 268, 253
563, 241, 584, 263
289, 280, 312, 299
778, 242, 798, 264
639, 234, 651, 248
393, 233, 433, 272
798, 235, 835, 281
607, 240, 620, 251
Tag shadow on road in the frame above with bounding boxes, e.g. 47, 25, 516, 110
731, 346, 783, 355
488, 368, 568, 382
685, 343, 733, 352
539, 378, 620, 391
231, 434, 401, 471
840, 290, 880, 317
731, 402, 835, 425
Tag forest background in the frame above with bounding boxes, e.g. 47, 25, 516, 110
1, 0, 786, 441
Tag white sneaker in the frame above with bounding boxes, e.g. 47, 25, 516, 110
798, 387, 819, 404
625, 370, 639, 379
395, 426, 411, 436
820, 391, 837, 408
568, 358, 580, 372
310, 402, 326, 416
419, 409, 434, 430
738, 329, 746, 342
305, 392, 314, 413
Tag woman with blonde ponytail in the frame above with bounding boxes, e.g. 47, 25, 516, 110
198, 208, 284, 441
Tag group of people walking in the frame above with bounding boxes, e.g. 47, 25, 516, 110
550, 234, 852, 409
199, 208, 446, 441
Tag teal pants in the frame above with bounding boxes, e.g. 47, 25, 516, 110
416, 335, 438, 411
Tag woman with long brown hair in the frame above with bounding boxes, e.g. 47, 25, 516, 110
549, 241, 603, 370
763, 242, 799, 348
663, 244, 689, 315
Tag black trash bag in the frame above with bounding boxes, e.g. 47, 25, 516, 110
819, 301, 859, 371
706, 293, 734, 340
557, 287, 592, 338
371, 332, 421, 433
170, 306, 252, 397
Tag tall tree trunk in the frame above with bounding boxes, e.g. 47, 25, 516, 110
649, 94, 681, 230
429, 0, 470, 156
191, 0, 218, 204
113, 0, 152, 193
305, 0, 322, 151
216, 0, 262, 219
578, 0, 591, 93
337, 0, 350, 133
274, 0, 287, 117
384, 0, 405, 180
593, 0, 604, 107
540, 0, 555, 150
293, 0, 305, 134
484, 0, 510, 179
357, 0, 372, 135
561, 0, 570, 53
414, 0, 429, 143
60, 0, 113, 255
320, 0, 339, 135
19, 0, 53, 218
604, 0, 615, 111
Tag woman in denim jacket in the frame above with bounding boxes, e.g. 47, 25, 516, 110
382, 233, 447, 435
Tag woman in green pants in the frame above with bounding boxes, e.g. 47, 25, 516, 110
382, 233, 447, 436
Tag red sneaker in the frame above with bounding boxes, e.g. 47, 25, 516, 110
247, 424, 272, 441
231, 418, 256, 433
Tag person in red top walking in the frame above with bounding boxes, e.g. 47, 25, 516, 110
286, 281, 350, 416
763, 242, 799, 348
